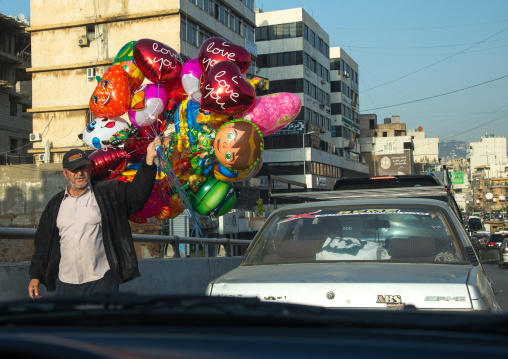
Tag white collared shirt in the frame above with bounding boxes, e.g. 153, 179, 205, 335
56, 183, 110, 284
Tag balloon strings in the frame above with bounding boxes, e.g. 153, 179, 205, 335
156, 145, 203, 239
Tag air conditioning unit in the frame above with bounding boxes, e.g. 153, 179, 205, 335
38, 154, 45, 162
30, 133, 42, 142
321, 78, 326, 84
343, 71, 350, 78
78, 35, 90, 47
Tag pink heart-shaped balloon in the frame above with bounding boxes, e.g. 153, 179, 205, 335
238, 93, 302, 136
133, 39, 182, 84
198, 37, 251, 77
200, 61, 256, 116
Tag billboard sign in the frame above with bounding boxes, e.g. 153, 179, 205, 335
375, 153, 411, 176
451, 171, 464, 185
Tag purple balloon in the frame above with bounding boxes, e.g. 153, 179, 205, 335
181, 57, 201, 79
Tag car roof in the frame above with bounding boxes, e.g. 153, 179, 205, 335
269, 196, 453, 214
333, 174, 443, 191
269, 185, 453, 202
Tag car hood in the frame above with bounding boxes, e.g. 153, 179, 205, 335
208, 263, 477, 310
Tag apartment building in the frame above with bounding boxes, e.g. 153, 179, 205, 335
27, 0, 256, 163
359, 114, 414, 176
467, 133, 508, 179
0, 13, 32, 164
255, 8, 367, 190
330, 47, 361, 160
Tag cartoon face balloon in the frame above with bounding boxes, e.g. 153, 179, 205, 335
213, 119, 263, 171
79, 117, 131, 150
89, 65, 131, 118
128, 84, 168, 128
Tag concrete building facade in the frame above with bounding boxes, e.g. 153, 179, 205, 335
467, 133, 508, 179
407, 129, 439, 164
0, 13, 32, 165
359, 114, 414, 176
27, 0, 256, 164
330, 47, 361, 158
255, 8, 367, 190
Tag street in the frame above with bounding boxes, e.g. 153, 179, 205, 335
483, 263, 508, 311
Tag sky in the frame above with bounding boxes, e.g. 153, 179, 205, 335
2, 0, 508, 143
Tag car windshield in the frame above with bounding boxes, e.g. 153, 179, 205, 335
243, 205, 466, 265
469, 218, 483, 231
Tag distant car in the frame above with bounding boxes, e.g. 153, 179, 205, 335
471, 231, 490, 248
468, 216, 484, 234
499, 237, 508, 269
207, 190, 500, 312
487, 231, 508, 248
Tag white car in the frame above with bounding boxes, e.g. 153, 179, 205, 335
207, 188, 500, 312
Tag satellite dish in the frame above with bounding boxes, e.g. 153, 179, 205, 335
17, 13, 25, 20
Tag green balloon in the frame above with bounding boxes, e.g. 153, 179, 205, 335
114, 41, 136, 64
192, 177, 236, 216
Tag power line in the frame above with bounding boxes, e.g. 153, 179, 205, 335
324, 19, 508, 32
362, 74, 508, 112
336, 36, 508, 50
440, 113, 508, 141
348, 43, 508, 57
362, 26, 508, 92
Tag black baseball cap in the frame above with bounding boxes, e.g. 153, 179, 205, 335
62, 149, 91, 171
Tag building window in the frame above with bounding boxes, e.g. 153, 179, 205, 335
215, 2, 229, 27
256, 26, 267, 41
10, 138, 18, 153
243, 23, 254, 41
331, 81, 341, 92
87, 68, 96, 82
195, 0, 212, 14
230, 12, 240, 33
331, 103, 340, 115
242, 0, 254, 11
383, 132, 387, 137
369, 119, 375, 129
10, 100, 17, 116
86, 25, 95, 40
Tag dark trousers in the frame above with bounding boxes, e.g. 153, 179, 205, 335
55, 270, 119, 297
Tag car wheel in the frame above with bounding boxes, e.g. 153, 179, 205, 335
498, 263, 507, 269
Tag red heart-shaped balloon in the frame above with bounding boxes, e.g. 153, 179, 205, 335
198, 37, 251, 77
133, 39, 183, 84
200, 61, 256, 116
123, 127, 155, 163
89, 148, 128, 181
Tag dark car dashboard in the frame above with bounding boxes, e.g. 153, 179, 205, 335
0, 295, 507, 359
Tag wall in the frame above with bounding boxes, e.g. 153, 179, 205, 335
0, 163, 66, 227
0, 163, 66, 262
0, 256, 243, 302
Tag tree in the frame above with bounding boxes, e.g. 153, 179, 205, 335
254, 198, 266, 217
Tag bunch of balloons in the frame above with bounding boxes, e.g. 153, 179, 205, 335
81, 37, 302, 225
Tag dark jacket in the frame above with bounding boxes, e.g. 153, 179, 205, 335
29, 161, 157, 291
